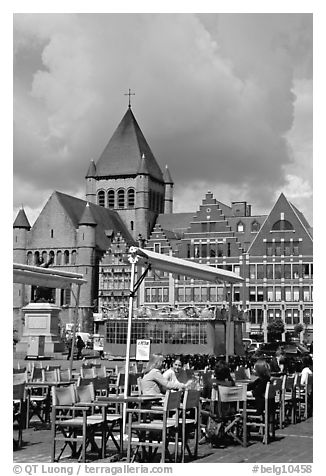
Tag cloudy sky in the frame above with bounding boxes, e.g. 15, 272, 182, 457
13, 13, 313, 225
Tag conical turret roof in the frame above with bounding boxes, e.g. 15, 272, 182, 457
85, 159, 96, 178
137, 153, 150, 175
13, 208, 31, 229
78, 202, 97, 226
163, 165, 173, 184
95, 108, 163, 182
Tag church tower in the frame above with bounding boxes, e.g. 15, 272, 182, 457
85, 102, 168, 240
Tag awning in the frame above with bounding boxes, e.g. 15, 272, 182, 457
13, 263, 87, 288
129, 247, 243, 284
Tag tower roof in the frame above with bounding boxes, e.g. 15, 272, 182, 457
78, 202, 97, 226
13, 208, 31, 229
137, 153, 150, 175
85, 159, 96, 178
95, 108, 164, 182
163, 165, 173, 184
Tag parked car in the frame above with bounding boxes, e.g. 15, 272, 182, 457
250, 341, 310, 372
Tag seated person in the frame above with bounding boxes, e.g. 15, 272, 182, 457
214, 360, 235, 387
141, 354, 187, 395
300, 355, 313, 385
247, 359, 271, 415
163, 357, 192, 386
270, 348, 288, 375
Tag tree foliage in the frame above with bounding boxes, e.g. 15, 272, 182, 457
267, 318, 285, 335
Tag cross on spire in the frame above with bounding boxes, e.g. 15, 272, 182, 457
124, 88, 135, 108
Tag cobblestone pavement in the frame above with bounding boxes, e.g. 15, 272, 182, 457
13, 417, 312, 464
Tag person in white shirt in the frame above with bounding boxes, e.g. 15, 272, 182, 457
163, 358, 192, 386
300, 355, 313, 385
141, 354, 187, 395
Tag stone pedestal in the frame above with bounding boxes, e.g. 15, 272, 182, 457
16, 302, 65, 356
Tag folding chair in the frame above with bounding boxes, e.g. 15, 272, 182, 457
180, 389, 201, 462
126, 390, 182, 463
51, 383, 107, 462
13, 382, 27, 448
76, 382, 123, 454
42, 369, 60, 382
295, 374, 313, 421
282, 374, 296, 426
271, 377, 283, 429
210, 385, 247, 447
246, 381, 276, 444
59, 369, 72, 382
80, 367, 97, 379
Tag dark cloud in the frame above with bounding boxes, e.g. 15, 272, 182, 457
13, 13, 312, 224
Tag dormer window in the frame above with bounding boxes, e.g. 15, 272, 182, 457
251, 221, 260, 232
272, 219, 294, 231
237, 221, 244, 232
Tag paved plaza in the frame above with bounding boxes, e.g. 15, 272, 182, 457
13, 417, 312, 464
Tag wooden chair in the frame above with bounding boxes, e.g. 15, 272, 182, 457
59, 369, 72, 382
76, 382, 123, 454
13, 382, 27, 448
126, 390, 182, 463
271, 377, 283, 429
26, 369, 48, 427
210, 384, 247, 447
282, 374, 297, 426
295, 374, 313, 421
180, 389, 201, 462
94, 366, 107, 378
80, 367, 97, 379
42, 369, 60, 382
30, 366, 43, 381
51, 383, 107, 462
246, 381, 276, 444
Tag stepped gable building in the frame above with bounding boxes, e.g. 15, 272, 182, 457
14, 104, 313, 350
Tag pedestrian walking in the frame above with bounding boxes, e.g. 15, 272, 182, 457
76, 335, 85, 360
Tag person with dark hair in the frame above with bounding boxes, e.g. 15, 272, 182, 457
141, 354, 188, 395
270, 348, 288, 375
247, 359, 271, 415
300, 355, 313, 385
76, 335, 85, 360
214, 360, 235, 387
163, 357, 192, 386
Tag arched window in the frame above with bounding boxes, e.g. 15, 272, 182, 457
130, 221, 134, 231
107, 190, 115, 208
27, 251, 33, 265
71, 250, 77, 265
251, 221, 260, 232
56, 250, 62, 265
34, 251, 40, 265
237, 222, 244, 232
42, 251, 47, 264
64, 250, 69, 265
97, 190, 105, 207
49, 250, 55, 265
117, 189, 125, 208
272, 219, 294, 231
127, 188, 135, 207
